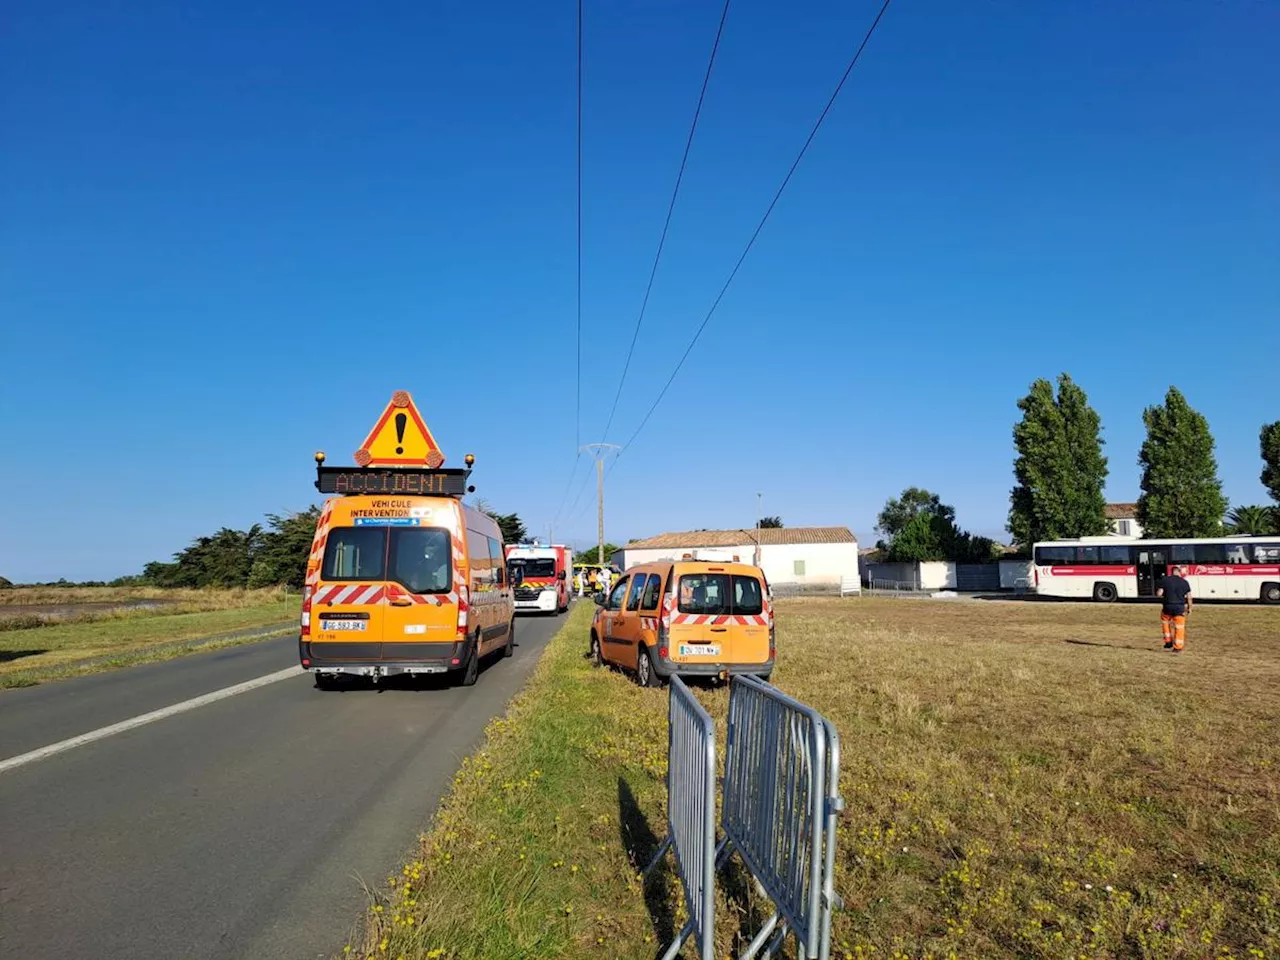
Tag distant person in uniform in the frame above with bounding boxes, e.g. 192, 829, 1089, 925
1156, 564, 1193, 652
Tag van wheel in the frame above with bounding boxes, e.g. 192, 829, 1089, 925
590, 633, 603, 667
459, 641, 480, 687
313, 673, 340, 691
1093, 582, 1118, 603
636, 646, 660, 688
504, 621, 515, 657
1262, 582, 1280, 605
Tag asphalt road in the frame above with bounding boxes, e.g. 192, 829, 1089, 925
0, 611, 566, 960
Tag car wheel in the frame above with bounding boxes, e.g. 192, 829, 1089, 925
1262, 582, 1280, 605
459, 641, 480, 687
590, 633, 603, 667
503, 621, 515, 658
636, 646, 660, 688
1093, 582, 1118, 603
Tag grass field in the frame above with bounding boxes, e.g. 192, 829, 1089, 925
0, 590, 297, 687
354, 597, 1280, 960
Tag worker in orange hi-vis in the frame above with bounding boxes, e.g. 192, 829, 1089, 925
1156, 564, 1193, 652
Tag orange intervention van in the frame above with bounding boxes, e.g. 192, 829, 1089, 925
589, 558, 774, 687
300, 493, 517, 688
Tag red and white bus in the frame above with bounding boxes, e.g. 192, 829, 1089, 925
1032, 536, 1280, 604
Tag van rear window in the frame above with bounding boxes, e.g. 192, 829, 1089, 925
322, 526, 451, 594
677, 573, 764, 616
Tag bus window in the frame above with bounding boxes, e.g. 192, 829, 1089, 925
1034, 546, 1076, 565
1172, 544, 1196, 564
1194, 543, 1226, 564
1222, 543, 1251, 565
1077, 546, 1099, 564
1100, 545, 1132, 565
1252, 543, 1280, 564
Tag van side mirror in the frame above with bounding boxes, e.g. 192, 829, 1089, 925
557, 570, 567, 580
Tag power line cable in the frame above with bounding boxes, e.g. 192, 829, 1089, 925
599, 0, 734, 443
618, 0, 894, 455
574, 0, 584, 450
552, 0, 586, 537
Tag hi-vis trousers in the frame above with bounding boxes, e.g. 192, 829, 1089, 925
1161, 612, 1186, 651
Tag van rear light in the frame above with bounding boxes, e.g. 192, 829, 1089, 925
658, 646, 669, 659
300, 585, 313, 638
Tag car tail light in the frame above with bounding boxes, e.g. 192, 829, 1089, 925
301, 585, 313, 638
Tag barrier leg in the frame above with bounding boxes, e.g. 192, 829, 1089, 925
659, 919, 694, 960
737, 911, 779, 960
642, 834, 672, 881
761, 923, 788, 959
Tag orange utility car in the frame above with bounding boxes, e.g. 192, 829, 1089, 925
300, 493, 517, 687
589, 559, 774, 686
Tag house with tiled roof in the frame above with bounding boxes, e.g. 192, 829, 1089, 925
1105, 502, 1143, 538
611, 526, 859, 593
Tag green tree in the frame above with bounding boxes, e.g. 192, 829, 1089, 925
576, 543, 618, 565
1225, 505, 1277, 536
247, 507, 322, 588
1008, 373, 1109, 546
1137, 387, 1228, 538
1262, 421, 1280, 505
759, 516, 783, 529
883, 512, 950, 562
876, 488, 955, 547
472, 499, 528, 545
876, 489, 996, 563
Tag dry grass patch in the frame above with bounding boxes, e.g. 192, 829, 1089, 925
0, 599, 297, 686
353, 597, 1280, 960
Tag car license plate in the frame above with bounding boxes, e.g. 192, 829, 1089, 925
321, 620, 366, 632
679, 644, 720, 657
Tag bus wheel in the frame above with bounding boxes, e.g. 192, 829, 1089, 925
1262, 582, 1280, 605
1093, 582, 1118, 603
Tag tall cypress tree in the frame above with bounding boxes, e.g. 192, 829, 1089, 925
1136, 387, 1228, 537
1261, 421, 1280, 506
1008, 373, 1109, 546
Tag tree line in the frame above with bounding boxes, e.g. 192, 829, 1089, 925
874, 378, 1279, 562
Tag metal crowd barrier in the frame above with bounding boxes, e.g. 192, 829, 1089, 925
644, 676, 717, 960
716, 675, 844, 960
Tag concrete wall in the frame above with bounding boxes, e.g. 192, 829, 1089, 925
999, 559, 1033, 589
614, 541, 860, 588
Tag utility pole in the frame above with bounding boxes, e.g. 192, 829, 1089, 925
581, 443, 620, 568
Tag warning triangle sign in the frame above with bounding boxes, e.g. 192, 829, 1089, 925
354, 391, 445, 467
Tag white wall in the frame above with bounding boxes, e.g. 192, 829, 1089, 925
999, 559, 1033, 589
1108, 518, 1144, 539
614, 541, 860, 587
757, 542, 859, 587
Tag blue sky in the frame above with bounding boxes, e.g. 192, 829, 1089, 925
2, 0, 1277, 581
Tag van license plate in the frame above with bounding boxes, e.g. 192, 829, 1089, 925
679, 644, 719, 657
322, 620, 367, 632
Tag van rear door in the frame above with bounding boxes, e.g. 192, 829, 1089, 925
728, 572, 770, 664
380, 523, 459, 662
310, 523, 386, 658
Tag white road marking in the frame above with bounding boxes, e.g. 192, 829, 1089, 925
0, 665, 306, 775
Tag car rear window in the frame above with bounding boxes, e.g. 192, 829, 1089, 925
677, 573, 765, 616
322, 526, 451, 594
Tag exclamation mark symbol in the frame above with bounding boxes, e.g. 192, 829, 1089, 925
394, 413, 407, 455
